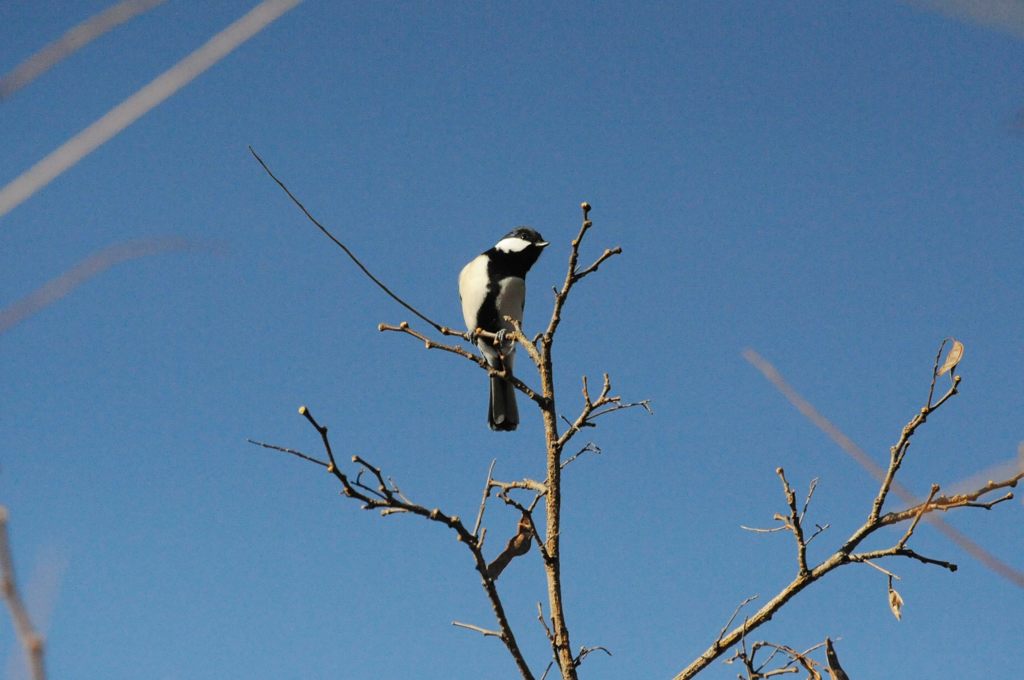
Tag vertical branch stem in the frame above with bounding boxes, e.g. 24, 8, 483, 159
537, 204, 595, 680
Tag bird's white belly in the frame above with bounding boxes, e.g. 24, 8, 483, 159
494, 276, 525, 328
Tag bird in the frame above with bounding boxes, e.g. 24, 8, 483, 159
459, 226, 549, 431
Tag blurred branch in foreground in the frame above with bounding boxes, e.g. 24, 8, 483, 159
907, 0, 1024, 41
0, 237, 197, 335
0, 0, 302, 220
743, 347, 1024, 587
0, 0, 166, 100
0, 507, 45, 680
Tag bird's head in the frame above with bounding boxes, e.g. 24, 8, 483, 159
494, 227, 549, 254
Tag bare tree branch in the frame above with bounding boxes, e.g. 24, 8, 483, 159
674, 343, 1023, 680
250, 406, 535, 679
716, 595, 758, 646
560, 442, 602, 470
0, 507, 45, 680
726, 638, 827, 680
251, 148, 456, 335
452, 620, 503, 639
247, 438, 328, 467
572, 644, 612, 669
743, 347, 1024, 588
824, 638, 848, 680
472, 459, 498, 540
556, 373, 651, 452
377, 322, 546, 406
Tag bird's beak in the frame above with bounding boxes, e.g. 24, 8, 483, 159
537, 241, 549, 248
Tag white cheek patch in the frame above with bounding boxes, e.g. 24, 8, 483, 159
495, 236, 532, 253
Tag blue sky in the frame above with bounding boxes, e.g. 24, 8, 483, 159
1, 1, 1022, 678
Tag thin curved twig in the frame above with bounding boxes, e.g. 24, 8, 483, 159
250, 147, 449, 335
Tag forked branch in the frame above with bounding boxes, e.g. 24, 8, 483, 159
250, 406, 535, 680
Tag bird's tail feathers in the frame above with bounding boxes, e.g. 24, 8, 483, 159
488, 375, 519, 431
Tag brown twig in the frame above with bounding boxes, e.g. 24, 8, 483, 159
726, 638, 827, 680
378, 322, 546, 406
451, 621, 503, 639
560, 442, 602, 470
776, 468, 809, 576
715, 595, 758, 646
824, 638, 848, 680
556, 374, 651, 452
250, 147, 450, 335
247, 438, 328, 467
877, 475, 1023, 528
537, 602, 555, 645
0, 507, 45, 680
572, 645, 612, 669
472, 459, 498, 540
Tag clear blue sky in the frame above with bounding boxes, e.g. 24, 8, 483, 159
2, 2, 1022, 678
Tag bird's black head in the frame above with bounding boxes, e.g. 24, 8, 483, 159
493, 227, 549, 253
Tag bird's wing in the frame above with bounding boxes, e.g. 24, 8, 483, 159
458, 255, 489, 332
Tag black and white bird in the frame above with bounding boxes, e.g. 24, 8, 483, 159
459, 227, 549, 431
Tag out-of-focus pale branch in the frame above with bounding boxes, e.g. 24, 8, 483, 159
0, 237, 196, 335
908, 0, 1024, 41
0, 507, 45, 680
0, 0, 302, 220
0, 0, 166, 100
